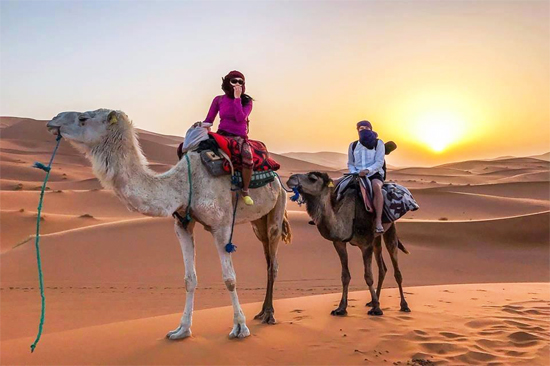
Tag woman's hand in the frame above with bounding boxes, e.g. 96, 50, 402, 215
234, 85, 243, 99
359, 169, 369, 177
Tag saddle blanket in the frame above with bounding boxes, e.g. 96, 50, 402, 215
335, 175, 419, 223
208, 133, 280, 173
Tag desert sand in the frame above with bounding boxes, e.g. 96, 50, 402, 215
1, 116, 549, 365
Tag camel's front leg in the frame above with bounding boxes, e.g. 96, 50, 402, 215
213, 227, 250, 339
331, 241, 350, 316
167, 220, 196, 340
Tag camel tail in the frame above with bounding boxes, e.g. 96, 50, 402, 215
397, 239, 409, 254
281, 210, 292, 245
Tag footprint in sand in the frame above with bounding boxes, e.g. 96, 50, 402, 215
508, 331, 541, 344
420, 342, 468, 355
439, 332, 464, 339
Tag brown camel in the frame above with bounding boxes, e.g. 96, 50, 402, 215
287, 172, 410, 316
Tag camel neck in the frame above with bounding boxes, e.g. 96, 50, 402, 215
88, 127, 189, 217
305, 192, 351, 242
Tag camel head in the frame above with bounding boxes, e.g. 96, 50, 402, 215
47, 109, 127, 151
287, 172, 334, 197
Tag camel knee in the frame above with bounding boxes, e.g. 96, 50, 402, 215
269, 261, 279, 279
268, 226, 282, 243
342, 272, 351, 286
364, 274, 374, 287
184, 274, 197, 292
394, 270, 403, 284
224, 277, 236, 292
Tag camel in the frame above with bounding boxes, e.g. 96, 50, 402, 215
287, 172, 409, 316
46, 109, 291, 339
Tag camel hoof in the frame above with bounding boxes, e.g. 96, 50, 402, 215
368, 308, 383, 316
400, 306, 411, 313
167, 326, 192, 340
229, 323, 250, 339
330, 308, 347, 316
259, 312, 276, 324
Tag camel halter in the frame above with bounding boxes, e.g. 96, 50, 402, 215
30, 132, 63, 353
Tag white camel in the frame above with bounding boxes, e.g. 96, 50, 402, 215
47, 109, 291, 339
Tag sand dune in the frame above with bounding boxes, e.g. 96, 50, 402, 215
2, 283, 548, 366
282, 151, 349, 170
0, 210, 113, 253
531, 152, 550, 161
407, 189, 550, 220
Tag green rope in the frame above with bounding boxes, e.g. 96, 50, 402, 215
184, 153, 192, 221
30, 133, 62, 353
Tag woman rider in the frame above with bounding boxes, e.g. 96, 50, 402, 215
347, 120, 385, 233
203, 70, 255, 206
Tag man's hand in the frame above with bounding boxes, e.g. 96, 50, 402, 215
359, 169, 369, 177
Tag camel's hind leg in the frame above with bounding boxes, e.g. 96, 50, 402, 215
251, 192, 286, 324
331, 241, 350, 316
384, 224, 410, 312
366, 236, 386, 307
212, 226, 250, 339
167, 220, 196, 340
361, 244, 383, 316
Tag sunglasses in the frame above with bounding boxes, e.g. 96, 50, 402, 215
230, 78, 244, 85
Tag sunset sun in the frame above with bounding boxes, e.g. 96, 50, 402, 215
415, 112, 465, 153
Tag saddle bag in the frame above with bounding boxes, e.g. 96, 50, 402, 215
199, 150, 227, 177
382, 183, 419, 222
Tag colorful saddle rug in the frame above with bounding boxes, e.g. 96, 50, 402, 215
208, 132, 280, 173
177, 134, 280, 189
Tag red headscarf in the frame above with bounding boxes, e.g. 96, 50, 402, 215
222, 70, 246, 96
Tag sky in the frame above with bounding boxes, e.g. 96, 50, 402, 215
1, 0, 548, 166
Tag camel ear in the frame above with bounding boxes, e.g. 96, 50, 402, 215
327, 181, 334, 188
107, 111, 118, 125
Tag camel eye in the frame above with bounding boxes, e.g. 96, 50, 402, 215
78, 116, 88, 122
308, 174, 318, 182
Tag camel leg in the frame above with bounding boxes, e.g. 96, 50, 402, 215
213, 227, 250, 339
167, 220, 196, 340
366, 236, 386, 307
384, 225, 411, 312
331, 241, 350, 316
361, 244, 383, 316
251, 211, 281, 324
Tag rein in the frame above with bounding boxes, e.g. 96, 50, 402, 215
30, 132, 63, 353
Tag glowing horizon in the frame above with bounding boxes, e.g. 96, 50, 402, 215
1, 1, 548, 167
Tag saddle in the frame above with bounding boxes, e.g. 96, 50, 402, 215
334, 175, 419, 224
177, 133, 280, 189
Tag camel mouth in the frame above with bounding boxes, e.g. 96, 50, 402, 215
46, 121, 62, 137
286, 176, 301, 190
47, 126, 60, 136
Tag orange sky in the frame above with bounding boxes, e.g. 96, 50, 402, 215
1, 1, 548, 166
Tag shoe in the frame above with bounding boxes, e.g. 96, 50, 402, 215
375, 224, 384, 233
242, 194, 254, 206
